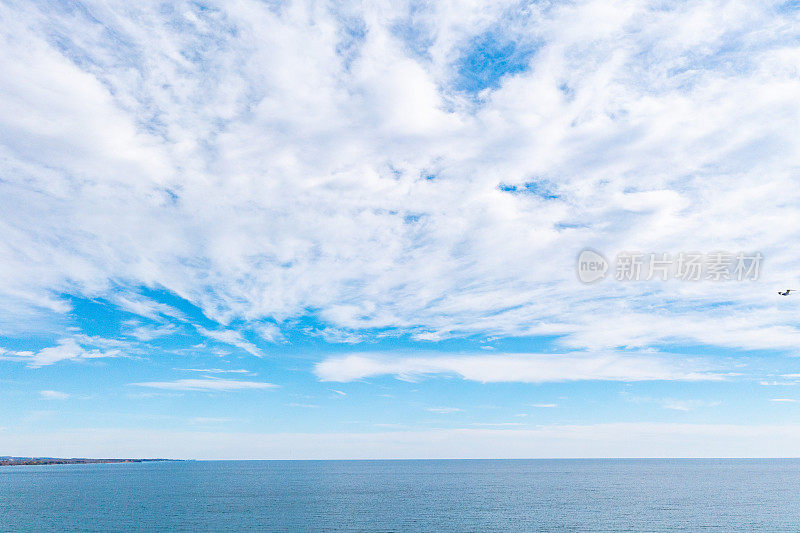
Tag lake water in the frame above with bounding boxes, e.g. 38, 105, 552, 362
1, 459, 799, 531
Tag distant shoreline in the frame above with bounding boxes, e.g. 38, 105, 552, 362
3, 457, 800, 465
0, 457, 174, 466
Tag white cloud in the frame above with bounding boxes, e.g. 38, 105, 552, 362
176, 368, 251, 374
112, 295, 187, 323
315, 352, 723, 383
253, 323, 284, 343
39, 390, 70, 400
530, 403, 558, 408
0, 0, 798, 355
426, 407, 462, 414
658, 399, 721, 412
2, 338, 119, 367
770, 398, 797, 403
309, 327, 365, 345
129, 323, 179, 342
622, 394, 721, 411
131, 378, 276, 391
196, 327, 264, 358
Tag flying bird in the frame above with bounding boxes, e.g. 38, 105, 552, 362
779, 289, 794, 296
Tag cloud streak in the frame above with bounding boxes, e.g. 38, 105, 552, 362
315, 352, 723, 383
196, 327, 264, 358
2, 338, 119, 367
39, 390, 70, 400
131, 378, 276, 392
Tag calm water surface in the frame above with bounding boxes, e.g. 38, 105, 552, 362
1, 459, 799, 531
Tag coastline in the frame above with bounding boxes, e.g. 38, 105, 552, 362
0, 457, 173, 466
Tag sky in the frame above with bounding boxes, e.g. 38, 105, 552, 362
1, 0, 800, 459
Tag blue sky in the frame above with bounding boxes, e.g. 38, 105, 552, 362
2, 0, 800, 458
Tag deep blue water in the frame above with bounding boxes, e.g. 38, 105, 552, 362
1, 459, 799, 531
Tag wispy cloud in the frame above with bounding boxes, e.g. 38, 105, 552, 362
309, 328, 365, 345
658, 399, 722, 412
112, 295, 187, 323
770, 398, 797, 403
196, 327, 264, 358
131, 378, 276, 392
315, 352, 723, 383
175, 368, 252, 374
129, 323, 179, 342
622, 394, 721, 412
426, 407, 462, 414
3, 338, 119, 368
0, 0, 797, 355
39, 390, 70, 400
253, 323, 284, 343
